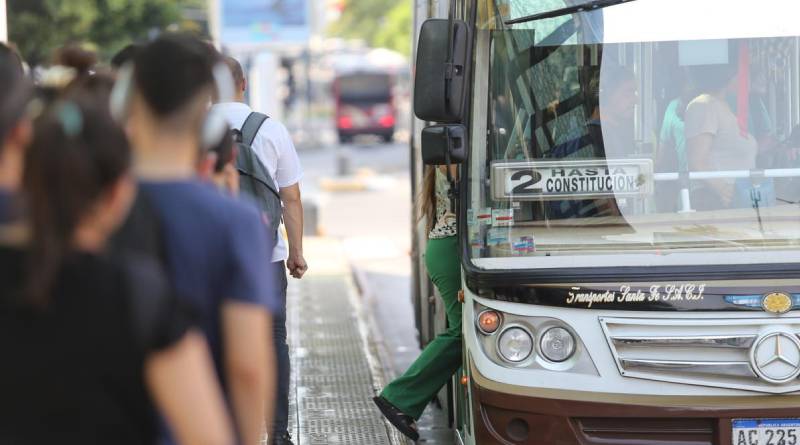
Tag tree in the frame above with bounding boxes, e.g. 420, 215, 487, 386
8, 0, 205, 66
328, 0, 412, 56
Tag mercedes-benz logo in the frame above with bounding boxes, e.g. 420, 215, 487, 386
750, 332, 800, 384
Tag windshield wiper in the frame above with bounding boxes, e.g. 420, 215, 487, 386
505, 0, 638, 26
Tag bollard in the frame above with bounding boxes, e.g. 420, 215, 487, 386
303, 197, 319, 236
336, 148, 352, 177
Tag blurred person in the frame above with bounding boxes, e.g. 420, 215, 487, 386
112, 34, 281, 445
213, 55, 306, 445
373, 165, 461, 442
656, 68, 695, 211
199, 122, 240, 196
0, 94, 234, 445
52, 43, 97, 75
0, 43, 33, 224
685, 61, 758, 209
111, 43, 142, 72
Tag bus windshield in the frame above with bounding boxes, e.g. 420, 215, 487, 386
469, 0, 800, 270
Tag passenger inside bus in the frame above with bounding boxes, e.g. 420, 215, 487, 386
544, 63, 637, 220
684, 56, 760, 210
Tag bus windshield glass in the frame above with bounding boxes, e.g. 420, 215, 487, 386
469, 0, 800, 269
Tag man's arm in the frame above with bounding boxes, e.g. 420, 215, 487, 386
280, 183, 307, 279
221, 302, 275, 444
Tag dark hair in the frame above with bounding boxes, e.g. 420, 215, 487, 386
0, 44, 32, 146
22, 91, 131, 306
53, 44, 98, 75
133, 33, 219, 118
585, 63, 636, 110
211, 125, 235, 173
0, 43, 24, 75
691, 63, 738, 94
111, 44, 141, 69
223, 56, 246, 92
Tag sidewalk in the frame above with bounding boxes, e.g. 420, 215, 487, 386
284, 238, 409, 445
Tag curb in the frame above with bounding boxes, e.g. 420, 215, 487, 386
350, 264, 414, 445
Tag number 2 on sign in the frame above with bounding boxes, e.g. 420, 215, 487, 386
510, 170, 541, 194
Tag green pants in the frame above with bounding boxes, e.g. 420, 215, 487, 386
381, 236, 462, 420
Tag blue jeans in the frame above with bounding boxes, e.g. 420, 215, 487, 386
271, 261, 290, 439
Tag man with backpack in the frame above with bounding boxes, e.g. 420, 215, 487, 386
213, 55, 307, 445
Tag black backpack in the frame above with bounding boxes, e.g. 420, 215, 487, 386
234, 112, 283, 241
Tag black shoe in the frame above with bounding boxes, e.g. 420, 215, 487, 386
273, 432, 294, 445
372, 396, 419, 441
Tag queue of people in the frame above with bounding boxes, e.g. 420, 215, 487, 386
0, 33, 305, 445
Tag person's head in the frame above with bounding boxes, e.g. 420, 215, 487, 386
590, 64, 638, 120
23, 92, 135, 305
0, 44, 33, 191
222, 56, 247, 101
113, 33, 232, 164
691, 63, 738, 96
52, 43, 97, 75
0, 43, 24, 76
110, 43, 141, 71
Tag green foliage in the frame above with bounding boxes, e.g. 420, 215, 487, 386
8, 0, 205, 66
329, 0, 412, 56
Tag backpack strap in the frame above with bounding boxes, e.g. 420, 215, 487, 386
241, 112, 269, 147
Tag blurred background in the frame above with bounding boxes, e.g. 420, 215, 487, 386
1, 0, 412, 149
0, 1, 451, 443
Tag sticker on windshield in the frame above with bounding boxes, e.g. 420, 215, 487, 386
491, 159, 654, 201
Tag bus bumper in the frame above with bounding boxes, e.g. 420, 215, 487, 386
471, 374, 800, 445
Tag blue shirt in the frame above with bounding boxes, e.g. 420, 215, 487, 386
139, 181, 280, 374
0, 188, 18, 225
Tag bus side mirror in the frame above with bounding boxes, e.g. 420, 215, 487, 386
421, 124, 467, 165
414, 19, 472, 123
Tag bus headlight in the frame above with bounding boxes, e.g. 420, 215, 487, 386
539, 327, 576, 362
497, 327, 534, 362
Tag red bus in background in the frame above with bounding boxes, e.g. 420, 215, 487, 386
333, 70, 395, 144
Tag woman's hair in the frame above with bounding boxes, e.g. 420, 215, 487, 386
22, 90, 131, 306
417, 166, 437, 233
133, 33, 218, 118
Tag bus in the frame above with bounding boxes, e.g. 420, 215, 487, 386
333, 69, 396, 144
410, 0, 800, 444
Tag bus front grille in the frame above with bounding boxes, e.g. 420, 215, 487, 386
600, 316, 800, 393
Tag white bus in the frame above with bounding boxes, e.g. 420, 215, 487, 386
411, 0, 800, 444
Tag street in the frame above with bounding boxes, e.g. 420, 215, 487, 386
282, 139, 455, 444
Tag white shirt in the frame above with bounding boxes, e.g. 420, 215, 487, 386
212, 102, 304, 262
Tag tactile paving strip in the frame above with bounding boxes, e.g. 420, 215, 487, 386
286, 275, 396, 444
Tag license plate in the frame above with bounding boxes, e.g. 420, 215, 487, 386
732, 418, 800, 445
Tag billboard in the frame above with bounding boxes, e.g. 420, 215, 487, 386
220, 0, 310, 47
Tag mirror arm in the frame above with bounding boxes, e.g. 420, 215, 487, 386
444, 0, 457, 106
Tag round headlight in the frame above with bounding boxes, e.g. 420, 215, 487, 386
498, 327, 533, 362
539, 327, 576, 362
